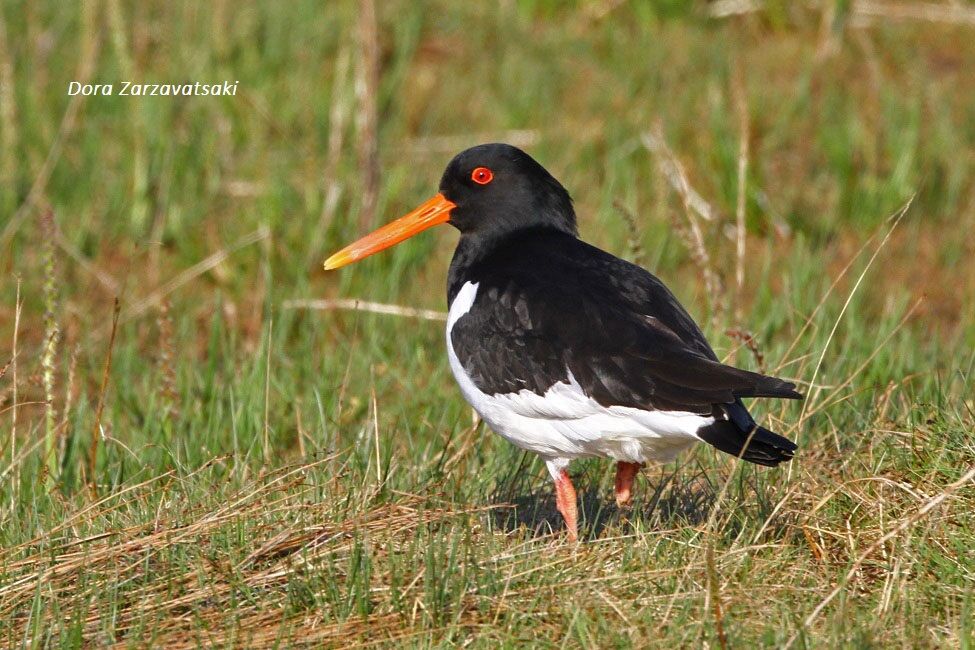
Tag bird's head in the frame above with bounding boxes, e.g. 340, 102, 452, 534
323, 143, 575, 270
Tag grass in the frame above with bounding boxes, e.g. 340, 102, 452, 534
2, 0, 975, 646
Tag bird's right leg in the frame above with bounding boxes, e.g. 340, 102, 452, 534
614, 461, 644, 508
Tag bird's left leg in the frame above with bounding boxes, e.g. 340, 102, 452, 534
614, 461, 644, 508
546, 459, 578, 542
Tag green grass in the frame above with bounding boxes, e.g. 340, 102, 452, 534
2, 1, 975, 647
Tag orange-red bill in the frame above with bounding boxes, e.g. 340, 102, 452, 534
323, 193, 456, 270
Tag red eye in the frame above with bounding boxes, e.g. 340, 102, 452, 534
471, 167, 493, 185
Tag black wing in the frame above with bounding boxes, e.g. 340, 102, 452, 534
449, 229, 801, 416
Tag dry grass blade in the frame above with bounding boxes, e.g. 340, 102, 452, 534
706, 0, 763, 18
852, 0, 975, 26
283, 298, 448, 322
642, 123, 724, 320
263, 318, 273, 465
798, 197, 912, 427
305, 44, 353, 266
89, 299, 121, 494
0, 5, 18, 219
806, 297, 923, 418
122, 226, 271, 323
705, 543, 728, 650
641, 125, 717, 223
731, 60, 750, 324
54, 227, 121, 294
8, 278, 21, 470
707, 0, 975, 25
777, 219, 886, 374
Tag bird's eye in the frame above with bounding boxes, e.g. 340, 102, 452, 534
471, 167, 494, 185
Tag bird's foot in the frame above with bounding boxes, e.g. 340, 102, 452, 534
614, 461, 644, 509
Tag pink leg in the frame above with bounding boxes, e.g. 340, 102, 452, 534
614, 461, 643, 508
553, 469, 579, 542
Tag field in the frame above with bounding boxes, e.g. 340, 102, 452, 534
2, 1, 975, 647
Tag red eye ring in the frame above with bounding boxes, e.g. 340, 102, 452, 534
471, 167, 493, 185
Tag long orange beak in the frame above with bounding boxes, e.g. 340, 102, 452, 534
323, 193, 457, 270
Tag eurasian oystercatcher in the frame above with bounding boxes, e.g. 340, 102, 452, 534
324, 143, 801, 541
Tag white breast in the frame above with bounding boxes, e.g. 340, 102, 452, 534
445, 281, 711, 464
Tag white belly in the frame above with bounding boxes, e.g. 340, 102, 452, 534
445, 281, 711, 463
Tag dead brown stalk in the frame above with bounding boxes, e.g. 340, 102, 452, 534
641, 123, 724, 321
89, 299, 121, 496
355, 0, 380, 230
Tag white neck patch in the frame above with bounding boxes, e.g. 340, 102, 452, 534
447, 281, 479, 332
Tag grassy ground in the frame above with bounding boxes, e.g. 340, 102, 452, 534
2, 1, 975, 647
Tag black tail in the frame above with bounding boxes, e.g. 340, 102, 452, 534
696, 401, 798, 467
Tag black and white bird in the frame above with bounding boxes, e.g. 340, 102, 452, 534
324, 143, 801, 541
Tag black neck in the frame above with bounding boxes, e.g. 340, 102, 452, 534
446, 225, 576, 305
447, 234, 486, 305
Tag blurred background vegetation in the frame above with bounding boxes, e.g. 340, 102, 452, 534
1, 1, 973, 646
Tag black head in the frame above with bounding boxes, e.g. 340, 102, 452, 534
322, 143, 575, 272
439, 144, 576, 239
